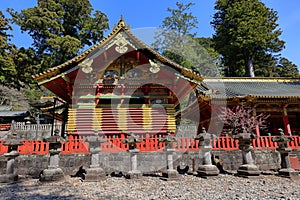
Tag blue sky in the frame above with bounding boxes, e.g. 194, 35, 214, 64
1, 0, 300, 69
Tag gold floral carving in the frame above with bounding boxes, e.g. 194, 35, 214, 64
78, 58, 93, 74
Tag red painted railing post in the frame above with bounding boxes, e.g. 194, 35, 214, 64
39, 140, 48, 154
120, 133, 126, 150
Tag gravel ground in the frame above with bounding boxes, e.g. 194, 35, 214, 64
0, 173, 299, 200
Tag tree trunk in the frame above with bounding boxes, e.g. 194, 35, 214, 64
245, 59, 255, 77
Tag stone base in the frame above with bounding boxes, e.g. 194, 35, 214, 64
197, 165, 219, 178
161, 169, 180, 181
278, 168, 300, 180
237, 164, 260, 178
39, 168, 65, 182
0, 174, 18, 183
125, 170, 142, 179
84, 167, 106, 182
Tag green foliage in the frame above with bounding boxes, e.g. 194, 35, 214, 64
273, 57, 300, 78
13, 47, 40, 87
0, 10, 19, 88
252, 52, 277, 77
153, 2, 221, 77
161, 2, 198, 37
253, 54, 299, 78
23, 87, 44, 104
195, 37, 223, 76
8, 0, 109, 74
212, 0, 285, 77
153, 2, 198, 54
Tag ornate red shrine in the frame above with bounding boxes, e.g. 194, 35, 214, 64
33, 19, 202, 137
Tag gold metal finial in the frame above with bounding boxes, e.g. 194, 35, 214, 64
118, 15, 125, 27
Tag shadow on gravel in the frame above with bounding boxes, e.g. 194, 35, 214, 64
142, 173, 162, 178
212, 155, 234, 175
0, 179, 86, 200
110, 171, 124, 177
71, 166, 86, 178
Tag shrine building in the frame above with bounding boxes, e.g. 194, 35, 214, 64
33, 19, 300, 138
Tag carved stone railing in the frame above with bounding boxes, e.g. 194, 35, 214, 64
10, 123, 63, 140
11, 123, 62, 132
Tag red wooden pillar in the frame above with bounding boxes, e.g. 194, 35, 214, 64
95, 84, 102, 105
282, 106, 291, 135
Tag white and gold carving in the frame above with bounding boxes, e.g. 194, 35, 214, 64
78, 58, 93, 74
149, 59, 160, 73
114, 34, 129, 53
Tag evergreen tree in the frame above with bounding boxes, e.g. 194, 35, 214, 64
252, 52, 277, 77
152, 2, 198, 64
160, 2, 198, 37
8, 0, 109, 75
153, 2, 220, 77
0, 10, 18, 88
273, 57, 300, 78
253, 54, 299, 78
211, 0, 285, 77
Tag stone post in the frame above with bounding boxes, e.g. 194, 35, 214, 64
122, 132, 142, 179
272, 128, 299, 179
159, 131, 179, 181
195, 127, 219, 178
233, 128, 260, 178
40, 129, 65, 182
0, 131, 23, 183
83, 131, 107, 181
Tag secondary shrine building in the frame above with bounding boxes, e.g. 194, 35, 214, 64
33, 19, 300, 137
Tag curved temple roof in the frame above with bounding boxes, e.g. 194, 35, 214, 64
198, 77, 300, 99
33, 18, 203, 84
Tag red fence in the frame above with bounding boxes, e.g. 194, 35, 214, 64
0, 136, 300, 155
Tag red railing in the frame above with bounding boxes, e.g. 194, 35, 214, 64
0, 141, 8, 154
18, 140, 49, 154
0, 136, 300, 154
101, 134, 127, 152
213, 137, 239, 150
61, 138, 89, 154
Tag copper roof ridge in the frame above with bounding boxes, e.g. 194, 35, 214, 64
204, 77, 300, 82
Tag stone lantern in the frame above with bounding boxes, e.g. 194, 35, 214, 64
122, 132, 142, 179
233, 128, 260, 178
83, 131, 107, 181
272, 128, 299, 179
40, 129, 65, 182
0, 131, 23, 183
195, 127, 219, 177
159, 131, 179, 181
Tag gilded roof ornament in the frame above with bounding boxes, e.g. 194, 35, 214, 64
114, 33, 129, 53
117, 15, 126, 27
